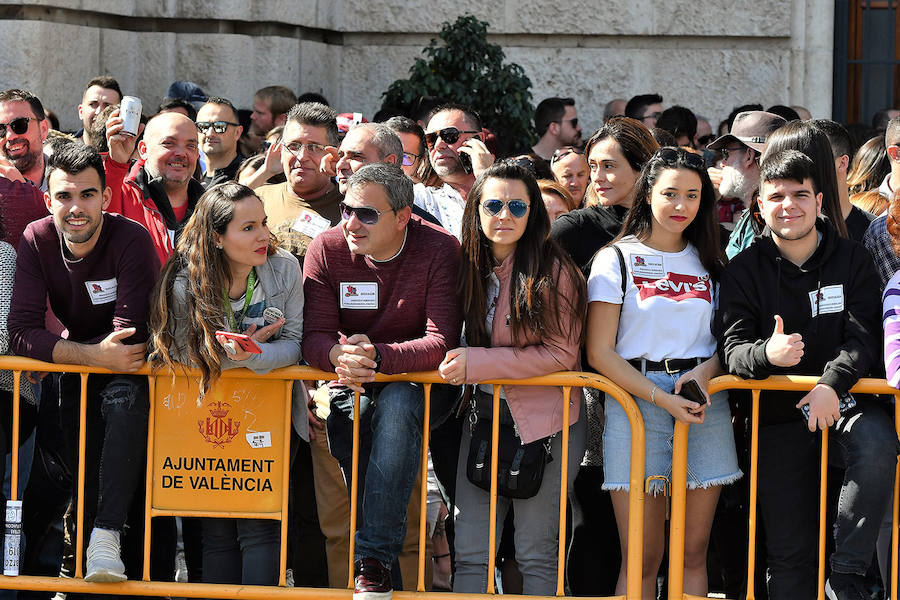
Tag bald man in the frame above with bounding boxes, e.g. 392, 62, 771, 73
104, 109, 205, 263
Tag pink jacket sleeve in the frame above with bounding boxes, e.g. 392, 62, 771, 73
464, 266, 583, 383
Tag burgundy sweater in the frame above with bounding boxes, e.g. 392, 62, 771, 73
0, 177, 47, 251
302, 217, 462, 374
9, 213, 160, 363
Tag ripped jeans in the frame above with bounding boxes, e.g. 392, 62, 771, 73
59, 374, 149, 533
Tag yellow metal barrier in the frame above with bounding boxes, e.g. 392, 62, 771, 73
0, 357, 645, 599
666, 375, 900, 600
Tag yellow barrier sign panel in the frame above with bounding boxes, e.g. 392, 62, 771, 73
152, 376, 287, 513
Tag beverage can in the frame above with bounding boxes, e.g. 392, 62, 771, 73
120, 96, 142, 136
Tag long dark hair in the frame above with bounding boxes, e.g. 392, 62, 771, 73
762, 121, 849, 238
459, 162, 587, 347
150, 182, 278, 395
616, 147, 726, 280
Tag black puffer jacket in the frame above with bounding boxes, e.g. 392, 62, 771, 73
715, 217, 882, 424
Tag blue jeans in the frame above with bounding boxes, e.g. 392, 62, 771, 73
201, 517, 279, 585
326, 382, 456, 570
758, 399, 898, 600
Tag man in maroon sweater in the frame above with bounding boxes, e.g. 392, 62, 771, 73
303, 163, 461, 599
8, 144, 159, 583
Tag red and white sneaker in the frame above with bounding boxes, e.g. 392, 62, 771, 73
353, 557, 392, 600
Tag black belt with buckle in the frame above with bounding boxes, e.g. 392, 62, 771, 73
627, 357, 704, 374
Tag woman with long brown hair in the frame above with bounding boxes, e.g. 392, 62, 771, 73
437, 162, 586, 594
150, 181, 303, 586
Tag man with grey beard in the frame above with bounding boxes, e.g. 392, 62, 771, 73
706, 110, 787, 258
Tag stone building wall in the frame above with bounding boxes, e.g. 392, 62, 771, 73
0, 0, 833, 136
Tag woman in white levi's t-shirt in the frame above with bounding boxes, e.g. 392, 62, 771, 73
586, 147, 741, 598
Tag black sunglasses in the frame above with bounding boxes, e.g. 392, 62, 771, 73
339, 201, 395, 225
550, 146, 584, 164
553, 117, 579, 129
196, 120, 240, 134
424, 127, 480, 149
720, 146, 748, 161
657, 146, 706, 170
0, 117, 35, 138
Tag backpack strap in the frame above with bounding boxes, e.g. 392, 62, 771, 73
611, 244, 627, 299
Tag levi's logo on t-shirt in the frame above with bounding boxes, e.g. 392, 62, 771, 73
633, 273, 712, 303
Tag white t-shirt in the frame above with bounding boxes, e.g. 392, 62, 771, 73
587, 235, 717, 361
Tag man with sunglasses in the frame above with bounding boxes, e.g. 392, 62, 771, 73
706, 110, 786, 258
414, 103, 493, 240
195, 97, 244, 189
531, 97, 582, 160
0, 89, 52, 250
625, 93, 664, 129
303, 163, 461, 600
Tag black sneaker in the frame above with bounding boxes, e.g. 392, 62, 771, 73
353, 557, 392, 600
825, 572, 869, 600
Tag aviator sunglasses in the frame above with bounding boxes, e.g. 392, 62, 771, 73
424, 127, 480, 149
196, 120, 240, 134
339, 201, 394, 225
0, 117, 36, 138
480, 198, 529, 219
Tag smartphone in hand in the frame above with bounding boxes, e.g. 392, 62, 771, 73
457, 134, 482, 174
679, 379, 707, 409
215, 331, 262, 354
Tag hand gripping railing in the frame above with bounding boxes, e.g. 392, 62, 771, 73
666, 375, 900, 600
0, 357, 645, 599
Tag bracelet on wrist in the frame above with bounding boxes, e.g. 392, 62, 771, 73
650, 385, 659, 405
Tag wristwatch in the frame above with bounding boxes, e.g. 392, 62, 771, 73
373, 346, 382, 371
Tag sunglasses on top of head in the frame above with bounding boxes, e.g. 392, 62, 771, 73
0, 116, 36, 138
339, 201, 395, 225
195, 120, 240, 134
656, 146, 706, 170
550, 146, 585, 164
424, 127, 480, 149
480, 198, 529, 219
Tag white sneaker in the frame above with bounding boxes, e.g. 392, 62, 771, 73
84, 527, 127, 582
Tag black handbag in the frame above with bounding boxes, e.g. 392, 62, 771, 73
465, 390, 554, 499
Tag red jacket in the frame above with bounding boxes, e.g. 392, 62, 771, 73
103, 156, 204, 266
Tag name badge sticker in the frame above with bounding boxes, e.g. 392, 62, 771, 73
291, 210, 331, 239
340, 282, 379, 309
629, 254, 666, 279
809, 284, 844, 317
246, 432, 272, 449
84, 278, 117, 305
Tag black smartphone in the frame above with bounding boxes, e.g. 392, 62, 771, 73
457, 134, 482, 174
680, 379, 707, 408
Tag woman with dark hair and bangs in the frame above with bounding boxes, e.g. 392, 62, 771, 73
150, 182, 304, 587
437, 162, 587, 594
587, 147, 741, 598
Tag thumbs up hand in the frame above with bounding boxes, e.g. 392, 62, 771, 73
764, 315, 804, 367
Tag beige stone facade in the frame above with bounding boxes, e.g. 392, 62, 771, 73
0, 0, 833, 135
